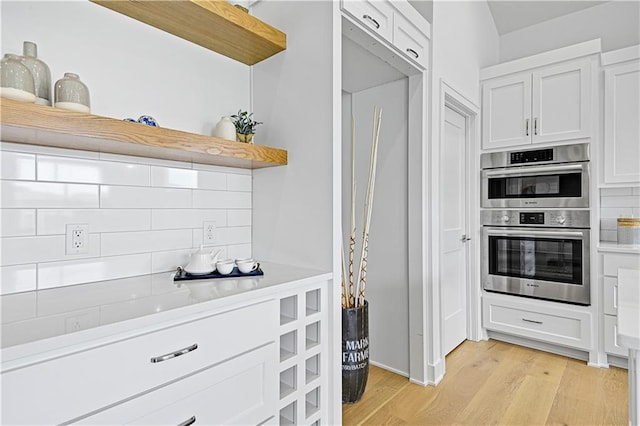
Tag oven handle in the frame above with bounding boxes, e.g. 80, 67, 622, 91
482, 163, 584, 178
485, 228, 586, 239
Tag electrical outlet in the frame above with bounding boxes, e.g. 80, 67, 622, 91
66, 223, 89, 254
203, 221, 216, 244
65, 314, 92, 333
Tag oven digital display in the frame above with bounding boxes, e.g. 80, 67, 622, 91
510, 148, 554, 164
520, 212, 545, 225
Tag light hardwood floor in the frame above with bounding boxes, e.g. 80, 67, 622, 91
343, 339, 628, 425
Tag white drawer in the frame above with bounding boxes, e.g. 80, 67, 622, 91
483, 296, 592, 350
80, 343, 277, 425
604, 314, 629, 358
392, 11, 429, 68
341, 0, 394, 42
603, 276, 618, 316
1, 300, 277, 425
603, 252, 640, 276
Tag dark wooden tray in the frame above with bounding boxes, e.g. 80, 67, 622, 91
173, 264, 263, 281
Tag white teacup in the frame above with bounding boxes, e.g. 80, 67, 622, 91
236, 258, 258, 274
216, 259, 235, 275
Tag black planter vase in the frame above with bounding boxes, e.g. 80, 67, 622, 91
342, 300, 369, 404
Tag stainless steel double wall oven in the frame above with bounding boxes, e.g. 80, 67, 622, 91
480, 144, 591, 306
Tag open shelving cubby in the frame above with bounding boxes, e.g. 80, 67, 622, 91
0, 99, 287, 170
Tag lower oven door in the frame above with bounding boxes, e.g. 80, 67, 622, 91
482, 227, 590, 305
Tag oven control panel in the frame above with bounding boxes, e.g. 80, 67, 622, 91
481, 210, 590, 228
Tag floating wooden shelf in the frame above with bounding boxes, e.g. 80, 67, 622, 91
0, 99, 288, 169
91, 0, 286, 65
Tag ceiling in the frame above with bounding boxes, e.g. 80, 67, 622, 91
487, 0, 609, 35
407, 1, 609, 35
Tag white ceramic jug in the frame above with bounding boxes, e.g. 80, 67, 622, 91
213, 116, 236, 140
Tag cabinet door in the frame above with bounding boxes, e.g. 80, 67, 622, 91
392, 11, 428, 68
531, 58, 592, 144
604, 60, 640, 184
341, 0, 394, 42
482, 72, 532, 149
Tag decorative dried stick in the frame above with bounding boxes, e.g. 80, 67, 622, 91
348, 115, 357, 308
341, 244, 348, 308
355, 107, 382, 307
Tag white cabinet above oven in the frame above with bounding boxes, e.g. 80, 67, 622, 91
480, 40, 600, 151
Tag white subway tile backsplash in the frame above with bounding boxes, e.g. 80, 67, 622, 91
0, 264, 37, 295
228, 209, 251, 227
1, 209, 36, 237
227, 174, 251, 192
151, 209, 227, 230
600, 187, 633, 197
1, 234, 101, 266
216, 226, 251, 245
151, 166, 198, 188
101, 229, 192, 256
37, 209, 151, 235
99, 152, 192, 169
228, 243, 252, 260
0, 151, 35, 180
1, 142, 99, 160
600, 218, 618, 231
38, 253, 152, 289
1, 148, 253, 291
634, 187, 640, 196
37, 275, 152, 317
1, 181, 99, 208
151, 248, 194, 273
600, 207, 635, 219
197, 170, 227, 190
600, 230, 618, 243
600, 196, 640, 208
192, 163, 251, 175
37, 156, 150, 186
101, 186, 191, 208
193, 190, 251, 209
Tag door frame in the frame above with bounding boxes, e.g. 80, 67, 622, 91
438, 80, 484, 362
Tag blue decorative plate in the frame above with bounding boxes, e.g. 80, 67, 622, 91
138, 115, 159, 127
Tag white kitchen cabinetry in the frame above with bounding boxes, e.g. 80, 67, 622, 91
483, 293, 592, 351
1, 269, 333, 426
2, 300, 278, 425
482, 57, 592, 150
341, 0, 430, 69
601, 252, 640, 359
603, 47, 640, 184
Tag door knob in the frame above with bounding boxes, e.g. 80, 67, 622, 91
461, 235, 471, 242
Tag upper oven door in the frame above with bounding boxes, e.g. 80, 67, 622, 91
481, 162, 590, 208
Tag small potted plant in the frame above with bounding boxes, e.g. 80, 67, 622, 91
230, 109, 262, 143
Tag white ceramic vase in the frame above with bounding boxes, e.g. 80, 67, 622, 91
54, 72, 90, 113
21, 41, 51, 106
213, 116, 236, 140
0, 53, 36, 103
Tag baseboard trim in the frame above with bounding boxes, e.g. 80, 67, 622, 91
369, 360, 409, 378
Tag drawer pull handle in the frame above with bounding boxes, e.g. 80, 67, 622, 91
362, 14, 380, 29
522, 318, 543, 325
406, 48, 419, 59
525, 118, 530, 136
151, 343, 198, 363
177, 416, 196, 426
534, 117, 538, 135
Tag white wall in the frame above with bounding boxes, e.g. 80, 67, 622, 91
500, 1, 640, 62
429, 0, 498, 374
251, 1, 334, 272
342, 78, 410, 376
0, 1, 253, 294
0, 1, 250, 135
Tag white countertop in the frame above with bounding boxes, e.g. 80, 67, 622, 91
1, 262, 331, 367
618, 268, 640, 351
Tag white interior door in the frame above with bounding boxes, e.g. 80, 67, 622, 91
441, 106, 468, 356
